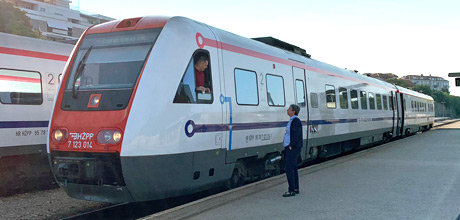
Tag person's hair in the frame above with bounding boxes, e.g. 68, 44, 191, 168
290, 104, 300, 115
194, 53, 208, 65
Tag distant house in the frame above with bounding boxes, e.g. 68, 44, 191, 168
402, 74, 449, 92
6, 0, 114, 42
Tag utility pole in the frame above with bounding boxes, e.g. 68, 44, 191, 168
441, 101, 446, 118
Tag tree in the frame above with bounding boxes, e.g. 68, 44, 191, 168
385, 78, 412, 88
0, 1, 40, 38
413, 85, 433, 96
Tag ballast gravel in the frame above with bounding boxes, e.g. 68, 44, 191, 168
0, 188, 110, 220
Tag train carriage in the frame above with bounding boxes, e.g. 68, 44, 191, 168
0, 32, 73, 157
0, 32, 73, 193
47, 16, 434, 203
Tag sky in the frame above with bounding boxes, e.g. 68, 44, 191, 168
70, 0, 460, 96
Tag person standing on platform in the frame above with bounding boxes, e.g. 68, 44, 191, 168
282, 104, 302, 197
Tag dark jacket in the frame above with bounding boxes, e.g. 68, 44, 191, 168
289, 117, 303, 150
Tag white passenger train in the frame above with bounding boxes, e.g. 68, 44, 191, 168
47, 16, 434, 203
0, 32, 73, 157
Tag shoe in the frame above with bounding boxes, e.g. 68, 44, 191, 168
282, 191, 296, 197
294, 189, 300, 194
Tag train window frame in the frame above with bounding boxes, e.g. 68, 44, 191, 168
383, 95, 388, 110
295, 79, 306, 107
234, 68, 259, 106
376, 94, 382, 110
350, 89, 358, 109
360, 90, 368, 110
368, 92, 375, 110
0, 68, 43, 105
389, 95, 394, 110
266, 74, 286, 107
339, 87, 348, 109
325, 84, 336, 109
310, 93, 318, 108
173, 50, 213, 104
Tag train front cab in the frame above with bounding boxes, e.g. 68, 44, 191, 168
48, 17, 168, 203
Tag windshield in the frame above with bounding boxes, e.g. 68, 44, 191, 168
65, 28, 161, 91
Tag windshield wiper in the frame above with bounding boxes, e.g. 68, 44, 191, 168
72, 46, 93, 99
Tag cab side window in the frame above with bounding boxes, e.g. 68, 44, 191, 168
173, 50, 213, 104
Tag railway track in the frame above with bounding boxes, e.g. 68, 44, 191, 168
61, 187, 227, 220
0, 154, 56, 197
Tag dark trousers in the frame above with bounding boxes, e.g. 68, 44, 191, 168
285, 148, 300, 192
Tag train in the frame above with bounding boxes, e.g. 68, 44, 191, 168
0, 32, 74, 194
47, 16, 435, 203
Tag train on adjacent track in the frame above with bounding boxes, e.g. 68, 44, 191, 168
47, 16, 435, 203
0, 32, 73, 194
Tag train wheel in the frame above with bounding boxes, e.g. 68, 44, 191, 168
226, 169, 244, 189
310, 146, 319, 161
405, 129, 411, 137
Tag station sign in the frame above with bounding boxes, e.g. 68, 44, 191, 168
448, 73, 460, 87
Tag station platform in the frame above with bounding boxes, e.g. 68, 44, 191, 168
145, 120, 460, 220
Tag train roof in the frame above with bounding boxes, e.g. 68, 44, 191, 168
395, 85, 434, 101
0, 32, 74, 55
83, 16, 435, 101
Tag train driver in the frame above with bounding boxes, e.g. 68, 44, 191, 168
194, 54, 211, 94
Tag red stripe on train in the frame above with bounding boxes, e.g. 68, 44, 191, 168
0, 75, 40, 83
201, 36, 391, 91
0, 46, 69, 61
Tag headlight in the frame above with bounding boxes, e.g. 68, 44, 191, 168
54, 130, 63, 141
51, 129, 67, 143
97, 129, 122, 145
104, 131, 112, 141
91, 95, 100, 105
113, 131, 122, 142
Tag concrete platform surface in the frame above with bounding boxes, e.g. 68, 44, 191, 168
145, 121, 460, 220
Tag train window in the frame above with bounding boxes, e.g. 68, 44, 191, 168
339, 87, 348, 109
173, 50, 213, 104
310, 93, 318, 108
404, 99, 407, 111
266, 74, 285, 107
295, 80, 305, 107
65, 28, 160, 92
325, 85, 336, 109
411, 101, 414, 112
383, 95, 388, 110
235, 68, 258, 105
376, 94, 382, 110
368, 92, 375, 110
350, 89, 358, 109
0, 69, 43, 105
360, 91, 367, 110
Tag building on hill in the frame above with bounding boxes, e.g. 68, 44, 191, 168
402, 74, 449, 92
5, 0, 114, 42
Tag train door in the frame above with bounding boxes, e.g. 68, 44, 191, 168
292, 67, 308, 160
206, 28, 226, 152
390, 91, 397, 137
395, 92, 405, 136
400, 93, 405, 135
